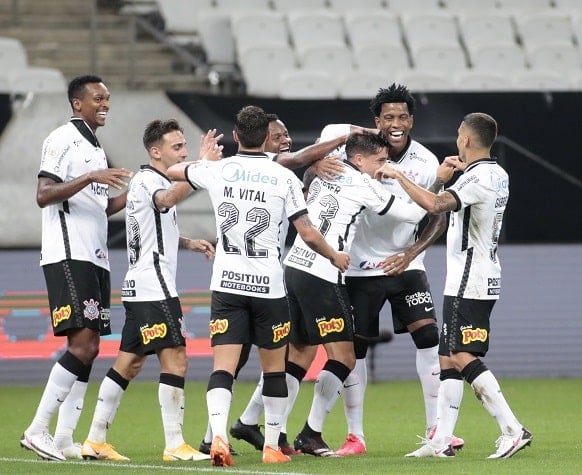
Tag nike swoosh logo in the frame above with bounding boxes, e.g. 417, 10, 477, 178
343, 383, 358, 388
431, 371, 440, 376
425, 306, 434, 312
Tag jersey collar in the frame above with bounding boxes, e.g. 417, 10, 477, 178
464, 157, 497, 173
236, 151, 269, 159
140, 164, 170, 182
390, 136, 412, 164
70, 117, 101, 148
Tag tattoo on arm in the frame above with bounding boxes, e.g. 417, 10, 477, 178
434, 192, 457, 213
429, 179, 444, 194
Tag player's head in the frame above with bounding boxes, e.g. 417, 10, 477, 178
234, 105, 270, 149
68, 75, 109, 131
370, 83, 415, 156
265, 113, 292, 154
143, 118, 187, 170
345, 132, 390, 178
457, 112, 497, 161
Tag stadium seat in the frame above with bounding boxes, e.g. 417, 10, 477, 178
457, 12, 517, 51
526, 43, 582, 73
214, 0, 271, 11
387, 0, 442, 12
344, 11, 402, 50
453, 70, 513, 91
156, 0, 212, 44
271, 0, 327, 12
514, 12, 576, 49
231, 11, 289, 54
510, 69, 571, 91
467, 43, 527, 71
553, 0, 582, 13
328, 0, 387, 12
352, 43, 410, 73
297, 44, 353, 76
9, 67, 67, 95
197, 11, 236, 67
337, 70, 387, 99
495, 0, 553, 13
401, 11, 460, 51
239, 45, 296, 97
442, 0, 498, 12
287, 10, 347, 56
395, 69, 454, 92
411, 44, 468, 74
278, 69, 338, 99
0, 37, 28, 71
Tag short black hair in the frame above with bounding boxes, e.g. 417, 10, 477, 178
345, 132, 390, 161
67, 75, 104, 105
266, 113, 280, 123
369, 83, 416, 118
235, 105, 269, 148
143, 119, 183, 150
463, 112, 497, 148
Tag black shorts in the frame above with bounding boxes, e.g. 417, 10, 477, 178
439, 295, 496, 357
43, 260, 111, 337
346, 270, 436, 336
285, 266, 354, 346
120, 297, 186, 355
210, 291, 290, 349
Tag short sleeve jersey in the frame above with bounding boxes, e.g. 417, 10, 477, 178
184, 152, 307, 298
284, 161, 425, 284
347, 139, 439, 276
38, 118, 110, 270
121, 165, 180, 302
444, 158, 509, 300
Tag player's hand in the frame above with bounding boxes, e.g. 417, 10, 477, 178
199, 129, 224, 161
315, 154, 345, 180
374, 162, 399, 181
437, 156, 462, 183
330, 251, 350, 272
189, 239, 215, 259
90, 168, 133, 190
379, 250, 413, 276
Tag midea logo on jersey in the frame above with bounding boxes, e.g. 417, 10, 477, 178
222, 162, 278, 185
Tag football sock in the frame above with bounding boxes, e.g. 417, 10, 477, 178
431, 370, 464, 447
239, 373, 264, 426
159, 373, 186, 450
206, 370, 234, 442
262, 372, 287, 449
54, 379, 88, 449
416, 346, 440, 430
342, 358, 367, 441
87, 369, 128, 443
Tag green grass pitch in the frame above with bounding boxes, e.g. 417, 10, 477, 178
1, 378, 580, 474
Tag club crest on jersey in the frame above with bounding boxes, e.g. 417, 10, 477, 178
140, 322, 167, 344
461, 326, 488, 345
52, 305, 72, 327
83, 299, 100, 321
222, 162, 278, 185
317, 316, 345, 337
210, 318, 229, 336
272, 321, 290, 343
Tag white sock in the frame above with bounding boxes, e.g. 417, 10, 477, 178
203, 421, 212, 444
263, 394, 286, 449
27, 363, 78, 435
471, 370, 522, 436
281, 373, 301, 434
206, 387, 232, 442
54, 379, 88, 449
416, 346, 440, 430
240, 374, 264, 426
87, 376, 125, 443
342, 358, 367, 441
159, 383, 185, 450
306, 369, 342, 433
431, 378, 464, 447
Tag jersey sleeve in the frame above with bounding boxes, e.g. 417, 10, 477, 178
447, 170, 484, 211
184, 161, 211, 190
361, 176, 426, 224
39, 133, 69, 182
284, 173, 308, 221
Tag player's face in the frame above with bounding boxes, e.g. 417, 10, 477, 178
358, 148, 388, 177
265, 120, 292, 153
158, 130, 188, 170
74, 82, 110, 132
374, 102, 413, 157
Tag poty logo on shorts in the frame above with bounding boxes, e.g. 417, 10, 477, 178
83, 298, 100, 321
405, 291, 433, 307
209, 318, 229, 336
52, 305, 71, 327
272, 321, 290, 343
222, 162, 278, 185
317, 317, 344, 337
141, 323, 167, 345
461, 327, 488, 345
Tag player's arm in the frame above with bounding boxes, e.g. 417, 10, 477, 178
274, 134, 348, 170
179, 237, 215, 259
291, 213, 350, 272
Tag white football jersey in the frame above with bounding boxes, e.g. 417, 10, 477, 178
284, 161, 426, 284
444, 159, 509, 300
319, 124, 440, 276
121, 165, 180, 302
184, 152, 307, 298
38, 119, 110, 270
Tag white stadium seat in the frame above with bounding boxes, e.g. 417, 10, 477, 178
411, 44, 468, 74
271, 0, 327, 12
514, 12, 576, 49
468, 43, 527, 71
239, 45, 296, 97
338, 70, 387, 99
457, 12, 517, 51
9, 67, 67, 95
526, 43, 582, 73
287, 10, 346, 55
344, 11, 402, 50
231, 11, 289, 54
401, 11, 460, 50
453, 70, 513, 91
352, 43, 410, 72
395, 69, 454, 92
278, 69, 338, 99
297, 44, 353, 76
328, 0, 387, 12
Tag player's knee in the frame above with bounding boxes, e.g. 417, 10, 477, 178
353, 336, 369, 359
410, 323, 439, 349
207, 369, 234, 392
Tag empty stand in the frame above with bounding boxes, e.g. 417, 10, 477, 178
411, 44, 468, 74
344, 11, 402, 50
453, 70, 512, 91
510, 69, 571, 91
328, 0, 387, 12
401, 11, 460, 51
156, 0, 212, 44
238, 45, 296, 97
9, 68, 67, 95
352, 43, 410, 73
271, 0, 327, 12
278, 69, 338, 99
468, 43, 527, 71
514, 12, 575, 49
387, 0, 442, 12
395, 69, 454, 91
287, 10, 346, 55
338, 71, 386, 99
231, 11, 289, 54
196, 11, 236, 67
457, 12, 517, 51
297, 44, 353, 76
526, 43, 582, 73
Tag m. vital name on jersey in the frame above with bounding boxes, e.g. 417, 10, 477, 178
223, 186, 266, 202
286, 246, 316, 268
220, 270, 270, 294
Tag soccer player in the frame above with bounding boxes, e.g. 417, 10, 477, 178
81, 120, 219, 462
167, 105, 349, 466
312, 84, 463, 456
378, 112, 532, 459
283, 132, 427, 456
20, 75, 132, 462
